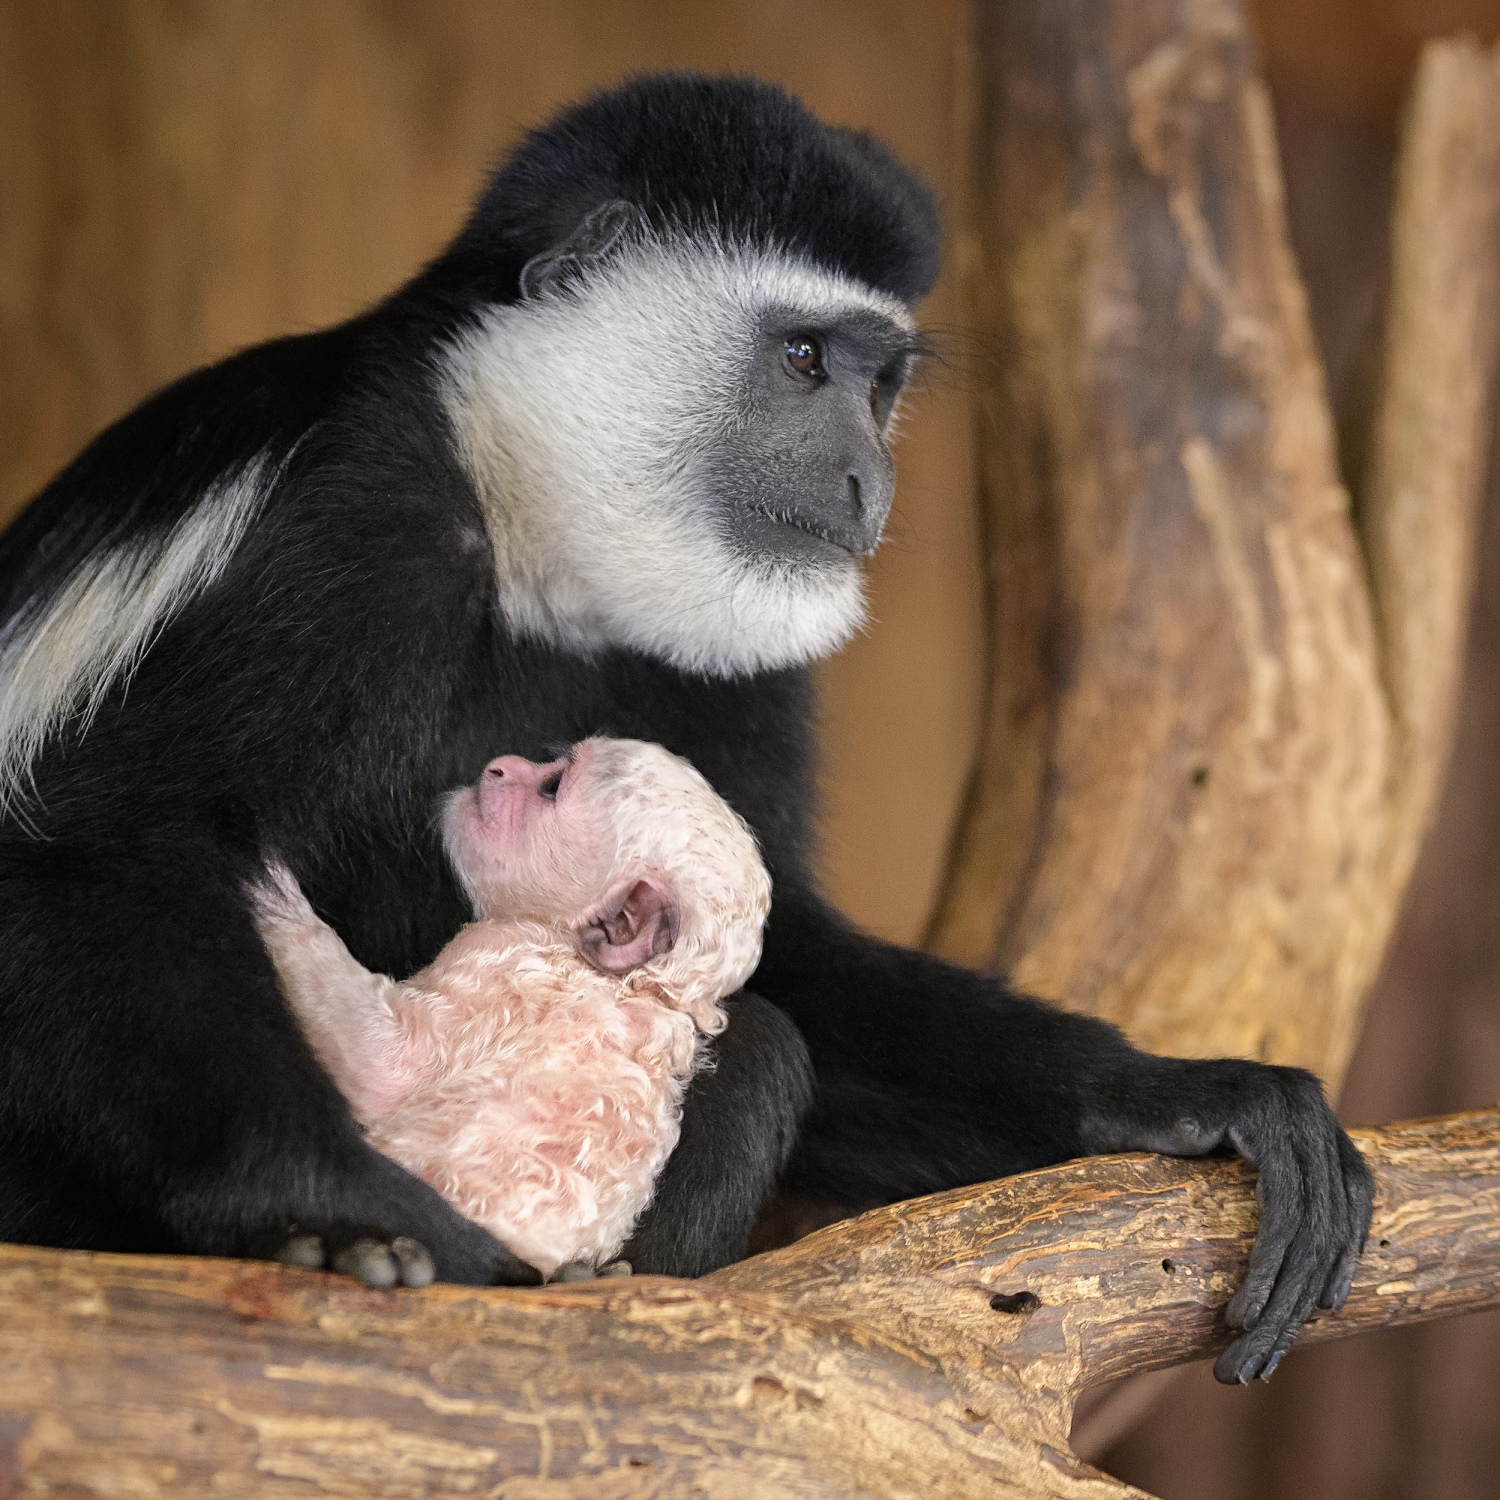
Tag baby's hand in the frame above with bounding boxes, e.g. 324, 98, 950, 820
250, 859, 321, 931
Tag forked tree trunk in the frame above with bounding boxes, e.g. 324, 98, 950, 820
3, 4, 1500, 1497
927, 0, 1500, 1467
929, 3, 1500, 1096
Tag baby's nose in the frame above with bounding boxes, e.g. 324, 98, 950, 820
482, 755, 567, 793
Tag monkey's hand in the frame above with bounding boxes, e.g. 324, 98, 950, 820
243, 1145, 542, 1290
276, 1228, 438, 1288
267, 1218, 541, 1290
1082, 1057, 1373, 1384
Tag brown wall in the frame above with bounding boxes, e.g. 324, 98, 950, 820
1254, 0, 1500, 122
0, 0, 985, 946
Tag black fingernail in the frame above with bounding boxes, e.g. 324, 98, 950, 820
1238, 1356, 1260, 1384
1333, 1275, 1353, 1310
1261, 1349, 1286, 1380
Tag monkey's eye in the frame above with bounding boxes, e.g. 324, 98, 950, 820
784, 335, 825, 379
538, 769, 563, 801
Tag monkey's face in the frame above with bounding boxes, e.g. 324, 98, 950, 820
711, 308, 915, 566
441, 743, 682, 977
438, 220, 924, 679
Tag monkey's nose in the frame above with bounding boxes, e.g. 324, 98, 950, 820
844, 464, 893, 553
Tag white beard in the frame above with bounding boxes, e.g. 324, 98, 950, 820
437, 235, 912, 678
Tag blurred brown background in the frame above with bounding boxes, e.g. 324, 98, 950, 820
1, 2, 1497, 1494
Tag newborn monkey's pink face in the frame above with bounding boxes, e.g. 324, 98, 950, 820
443, 745, 616, 922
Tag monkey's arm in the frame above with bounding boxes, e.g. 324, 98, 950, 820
625, 992, 813, 1277
751, 886, 1373, 1386
252, 865, 433, 1124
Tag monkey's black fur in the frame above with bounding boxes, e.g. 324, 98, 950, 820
0, 74, 1369, 1382
436, 73, 943, 307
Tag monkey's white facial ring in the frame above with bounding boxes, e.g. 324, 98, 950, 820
438, 233, 915, 678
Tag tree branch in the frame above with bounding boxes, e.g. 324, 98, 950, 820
1, 1111, 1495, 1498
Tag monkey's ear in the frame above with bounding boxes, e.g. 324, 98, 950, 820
519, 199, 648, 302
578, 876, 679, 974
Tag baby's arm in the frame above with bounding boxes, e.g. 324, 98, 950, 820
250, 863, 430, 1122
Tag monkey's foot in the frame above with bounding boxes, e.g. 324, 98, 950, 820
275, 1230, 435, 1289
551, 1259, 632, 1283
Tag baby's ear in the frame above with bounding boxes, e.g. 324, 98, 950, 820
578, 877, 679, 974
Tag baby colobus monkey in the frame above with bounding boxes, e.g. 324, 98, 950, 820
253, 738, 771, 1286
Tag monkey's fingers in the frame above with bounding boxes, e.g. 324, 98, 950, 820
275, 1228, 439, 1289
390, 1236, 436, 1288
332, 1237, 402, 1288
273, 1233, 326, 1270
549, 1259, 632, 1282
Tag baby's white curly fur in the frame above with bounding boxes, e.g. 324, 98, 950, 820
253, 738, 770, 1277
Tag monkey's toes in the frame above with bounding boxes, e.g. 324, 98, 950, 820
274, 1233, 326, 1270
391, 1236, 435, 1288
332, 1237, 401, 1287
553, 1261, 598, 1282
327, 1236, 437, 1288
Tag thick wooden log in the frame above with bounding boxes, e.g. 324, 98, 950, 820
928, 4, 1500, 1092
0, 1111, 1495, 1499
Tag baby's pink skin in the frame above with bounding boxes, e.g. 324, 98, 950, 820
254, 738, 769, 1278
443, 745, 663, 971
444, 752, 594, 915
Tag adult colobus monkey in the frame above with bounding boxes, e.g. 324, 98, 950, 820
0, 74, 1369, 1383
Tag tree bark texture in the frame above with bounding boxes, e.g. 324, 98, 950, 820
927, 5, 1500, 1093
0, 1111, 1494, 1500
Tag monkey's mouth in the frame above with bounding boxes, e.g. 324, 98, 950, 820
743, 505, 875, 559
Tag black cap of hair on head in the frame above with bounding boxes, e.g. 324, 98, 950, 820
438, 73, 942, 309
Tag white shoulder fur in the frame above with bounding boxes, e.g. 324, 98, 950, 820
437, 236, 913, 678
0, 457, 270, 808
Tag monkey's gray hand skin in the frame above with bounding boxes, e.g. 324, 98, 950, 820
276, 1230, 435, 1289
1083, 1058, 1374, 1384
269, 1222, 541, 1290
